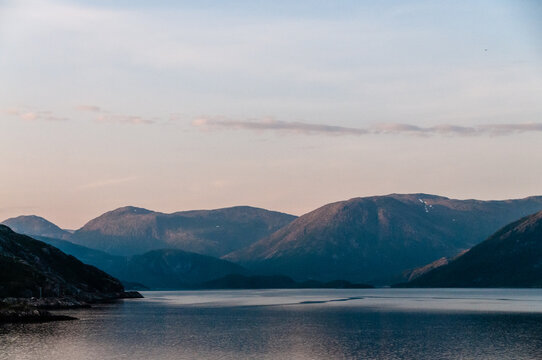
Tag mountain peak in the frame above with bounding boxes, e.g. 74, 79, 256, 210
108, 206, 155, 215
1, 215, 70, 240
71, 206, 296, 256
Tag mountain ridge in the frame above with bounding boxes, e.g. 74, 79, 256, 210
226, 194, 542, 284
69, 205, 297, 256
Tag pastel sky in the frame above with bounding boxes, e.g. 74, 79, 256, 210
1, 0, 542, 228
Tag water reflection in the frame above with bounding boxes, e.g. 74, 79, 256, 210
1, 289, 542, 360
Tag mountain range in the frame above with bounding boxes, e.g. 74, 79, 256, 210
4, 194, 542, 287
225, 194, 542, 283
69, 206, 296, 256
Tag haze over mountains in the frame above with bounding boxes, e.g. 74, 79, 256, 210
403, 211, 542, 288
4, 193, 542, 288
226, 194, 542, 283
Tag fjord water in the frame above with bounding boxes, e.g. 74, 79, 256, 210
1, 289, 542, 360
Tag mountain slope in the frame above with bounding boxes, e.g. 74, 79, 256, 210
401, 250, 468, 282
0, 225, 125, 300
35, 236, 124, 277
402, 211, 542, 288
35, 236, 247, 289
117, 249, 247, 289
226, 194, 542, 284
70, 206, 296, 256
2, 215, 71, 240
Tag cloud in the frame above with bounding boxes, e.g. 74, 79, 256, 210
372, 123, 478, 136
76, 105, 103, 112
479, 123, 542, 135
192, 117, 542, 137
192, 117, 368, 135
77, 176, 138, 190
76, 104, 155, 125
4, 108, 68, 122
95, 114, 155, 125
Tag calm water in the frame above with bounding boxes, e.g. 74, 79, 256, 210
1, 289, 542, 359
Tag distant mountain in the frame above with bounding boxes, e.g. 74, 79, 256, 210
117, 249, 247, 289
35, 236, 248, 289
70, 206, 296, 256
225, 194, 542, 284
400, 211, 542, 288
0, 225, 126, 300
2, 215, 71, 240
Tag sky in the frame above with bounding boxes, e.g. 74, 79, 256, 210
1, 0, 542, 229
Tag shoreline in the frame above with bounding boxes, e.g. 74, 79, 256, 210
0, 291, 143, 324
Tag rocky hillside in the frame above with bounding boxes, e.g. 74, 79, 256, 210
0, 225, 126, 300
70, 206, 296, 256
2, 215, 72, 240
401, 211, 542, 288
226, 194, 542, 284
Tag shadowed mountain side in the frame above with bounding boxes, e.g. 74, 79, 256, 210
33, 236, 249, 290
225, 194, 542, 284
399, 211, 542, 288
2, 215, 72, 240
34, 236, 124, 274
70, 206, 296, 256
401, 249, 469, 282
0, 225, 125, 300
117, 250, 248, 289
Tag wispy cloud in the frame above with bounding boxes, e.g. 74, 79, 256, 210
192, 117, 542, 137
95, 114, 155, 125
76, 105, 102, 112
77, 176, 138, 190
76, 104, 155, 125
192, 117, 368, 135
4, 108, 68, 122
479, 123, 542, 135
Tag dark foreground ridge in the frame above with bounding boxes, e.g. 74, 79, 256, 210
397, 211, 542, 288
195, 274, 373, 289
0, 225, 142, 323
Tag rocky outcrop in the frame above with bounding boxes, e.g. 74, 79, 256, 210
0, 299, 77, 323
